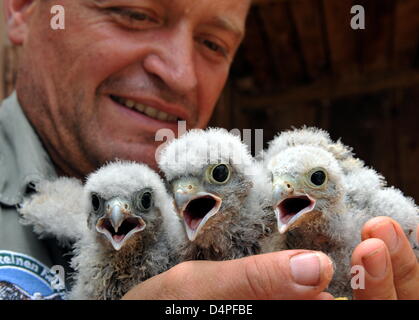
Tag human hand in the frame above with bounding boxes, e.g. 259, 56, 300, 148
351, 217, 419, 300
122, 250, 334, 300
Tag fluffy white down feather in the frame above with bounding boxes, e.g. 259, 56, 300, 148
262, 126, 356, 165
158, 127, 255, 180
19, 177, 87, 245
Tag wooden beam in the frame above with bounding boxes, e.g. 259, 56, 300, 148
238, 69, 419, 109
358, 0, 395, 73
290, 0, 328, 80
258, 1, 306, 87
394, 0, 419, 69
322, 0, 360, 78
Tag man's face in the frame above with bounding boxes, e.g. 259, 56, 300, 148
13, 0, 250, 177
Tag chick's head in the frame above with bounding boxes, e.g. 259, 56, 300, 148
262, 127, 356, 168
85, 161, 172, 251
158, 128, 255, 242
267, 145, 345, 234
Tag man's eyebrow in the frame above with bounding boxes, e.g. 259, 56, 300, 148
90, 1, 244, 39
209, 16, 244, 40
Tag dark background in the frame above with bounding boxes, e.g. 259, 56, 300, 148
210, 0, 419, 201
1, 0, 418, 201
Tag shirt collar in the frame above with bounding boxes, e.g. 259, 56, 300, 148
0, 92, 57, 206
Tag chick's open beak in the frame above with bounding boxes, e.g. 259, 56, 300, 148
96, 198, 146, 251
272, 178, 316, 234
173, 178, 222, 242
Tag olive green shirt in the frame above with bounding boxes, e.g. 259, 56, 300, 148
0, 92, 67, 299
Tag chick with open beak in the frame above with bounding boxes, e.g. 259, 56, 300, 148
266, 145, 346, 236
17, 160, 184, 300
272, 173, 320, 234
263, 127, 419, 298
67, 161, 182, 300
263, 133, 355, 297
94, 195, 147, 251
172, 167, 227, 241
158, 128, 277, 261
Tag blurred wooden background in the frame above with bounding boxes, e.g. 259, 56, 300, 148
1, 0, 418, 200
210, 0, 419, 201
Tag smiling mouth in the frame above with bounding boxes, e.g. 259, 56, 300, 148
110, 94, 183, 123
275, 195, 316, 234
181, 195, 222, 241
97, 217, 146, 251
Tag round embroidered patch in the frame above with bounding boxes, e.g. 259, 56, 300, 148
0, 250, 66, 300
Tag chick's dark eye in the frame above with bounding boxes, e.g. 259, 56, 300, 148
141, 192, 152, 210
311, 170, 326, 186
136, 190, 153, 211
212, 164, 230, 183
91, 194, 101, 212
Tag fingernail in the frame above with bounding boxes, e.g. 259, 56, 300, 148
290, 253, 321, 286
362, 246, 387, 278
371, 222, 399, 252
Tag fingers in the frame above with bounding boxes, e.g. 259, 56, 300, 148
351, 238, 397, 300
122, 250, 334, 300
313, 292, 335, 300
362, 217, 419, 300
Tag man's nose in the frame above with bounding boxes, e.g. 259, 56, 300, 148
143, 25, 198, 95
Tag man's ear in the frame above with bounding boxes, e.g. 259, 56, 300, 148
4, 0, 36, 45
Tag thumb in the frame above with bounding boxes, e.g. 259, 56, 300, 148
122, 250, 334, 300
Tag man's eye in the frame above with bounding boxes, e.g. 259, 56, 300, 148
125, 11, 150, 21
200, 39, 228, 57
108, 7, 158, 27
203, 40, 221, 52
